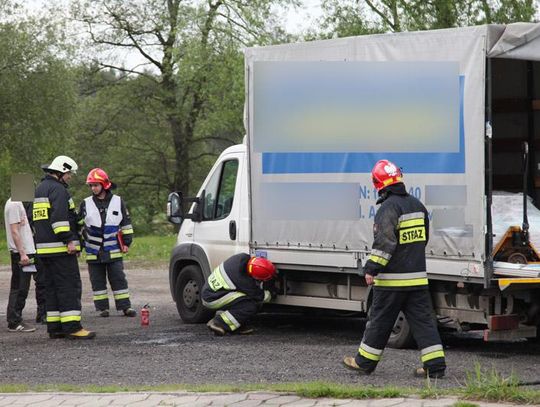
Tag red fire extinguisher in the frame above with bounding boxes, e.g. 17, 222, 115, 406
141, 304, 150, 327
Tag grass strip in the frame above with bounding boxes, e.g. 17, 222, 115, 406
0, 376, 538, 404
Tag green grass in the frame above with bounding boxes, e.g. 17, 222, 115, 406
124, 234, 176, 262
0, 231, 176, 266
459, 363, 540, 404
0, 367, 539, 404
0, 229, 9, 266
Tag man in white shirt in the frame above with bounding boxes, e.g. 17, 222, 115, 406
4, 198, 41, 332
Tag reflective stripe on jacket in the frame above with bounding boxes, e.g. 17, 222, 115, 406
33, 175, 80, 257
201, 253, 265, 309
364, 183, 429, 290
79, 192, 133, 263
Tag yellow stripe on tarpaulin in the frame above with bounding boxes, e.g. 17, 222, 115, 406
498, 278, 540, 290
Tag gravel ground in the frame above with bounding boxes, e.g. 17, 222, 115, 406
0, 261, 539, 389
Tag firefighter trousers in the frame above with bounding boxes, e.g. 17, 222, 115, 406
40, 255, 83, 334
88, 261, 131, 311
7, 253, 46, 327
355, 288, 446, 375
214, 296, 259, 333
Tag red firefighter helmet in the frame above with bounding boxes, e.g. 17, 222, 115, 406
247, 257, 276, 281
86, 168, 112, 190
371, 159, 403, 191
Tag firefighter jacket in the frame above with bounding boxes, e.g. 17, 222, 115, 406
201, 253, 272, 310
33, 175, 80, 256
78, 191, 133, 263
364, 183, 430, 290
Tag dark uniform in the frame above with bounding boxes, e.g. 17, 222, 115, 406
33, 175, 83, 335
78, 191, 134, 312
202, 253, 272, 333
23, 202, 46, 323
355, 183, 446, 377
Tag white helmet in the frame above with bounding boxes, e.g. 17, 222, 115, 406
42, 155, 78, 174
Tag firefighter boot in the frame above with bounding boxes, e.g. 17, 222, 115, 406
342, 356, 372, 375
123, 308, 137, 317
207, 318, 226, 336
234, 325, 255, 335
414, 367, 445, 379
68, 329, 96, 340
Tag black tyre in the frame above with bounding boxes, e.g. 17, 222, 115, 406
175, 265, 213, 323
387, 311, 416, 349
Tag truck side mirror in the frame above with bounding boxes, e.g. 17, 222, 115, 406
189, 190, 205, 223
167, 191, 205, 224
167, 192, 184, 224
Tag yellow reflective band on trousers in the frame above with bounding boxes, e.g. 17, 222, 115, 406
114, 293, 130, 300
60, 315, 81, 323
220, 312, 238, 331
110, 252, 123, 259
374, 278, 428, 287
359, 348, 381, 361
369, 254, 388, 266
86, 254, 97, 260
93, 294, 108, 301
47, 315, 61, 322
421, 350, 445, 362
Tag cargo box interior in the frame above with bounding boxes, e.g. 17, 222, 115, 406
490, 58, 540, 209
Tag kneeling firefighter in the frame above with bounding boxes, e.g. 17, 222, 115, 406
202, 253, 277, 335
343, 159, 446, 378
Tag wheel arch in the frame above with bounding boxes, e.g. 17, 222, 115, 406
169, 243, 212, 302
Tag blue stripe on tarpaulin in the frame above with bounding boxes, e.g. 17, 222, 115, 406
261, 76, 465, 174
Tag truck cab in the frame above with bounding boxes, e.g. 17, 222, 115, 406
167, 143, 248, 322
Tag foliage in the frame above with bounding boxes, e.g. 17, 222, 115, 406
317, 0, 537, 38
70, 0, 297, 200
0, 229, 8, 265
462, 363, 539, 404
0, 0, 78, 213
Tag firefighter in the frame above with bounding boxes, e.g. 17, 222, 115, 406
202, 253, 276, 335
343, 160, 446, 378
78, 168, 136, 317
33, 155, 96, 339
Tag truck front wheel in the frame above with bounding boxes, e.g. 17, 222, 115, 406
175, 265, 213, 323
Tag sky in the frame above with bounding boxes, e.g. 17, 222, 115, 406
285, 0, 323, 33
22, 0, 324, 70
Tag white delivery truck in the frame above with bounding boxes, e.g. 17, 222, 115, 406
168, 23, 540, 346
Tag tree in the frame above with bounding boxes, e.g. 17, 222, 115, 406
71, 0, 297, 199
0, 0, 78, 208
319, 0, 537, 37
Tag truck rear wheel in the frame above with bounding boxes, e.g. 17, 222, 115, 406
175, 265, 213, 323
387, 311, 416, 349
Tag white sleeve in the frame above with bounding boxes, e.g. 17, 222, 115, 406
5, 203, 22, 225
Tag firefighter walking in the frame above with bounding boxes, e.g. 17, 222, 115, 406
33, 155, 96, 339
79, 168, 136, 317
343, 160, 446, 378
202, 253, 276, 335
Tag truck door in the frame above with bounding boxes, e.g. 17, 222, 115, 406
193, 153, 245, 270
